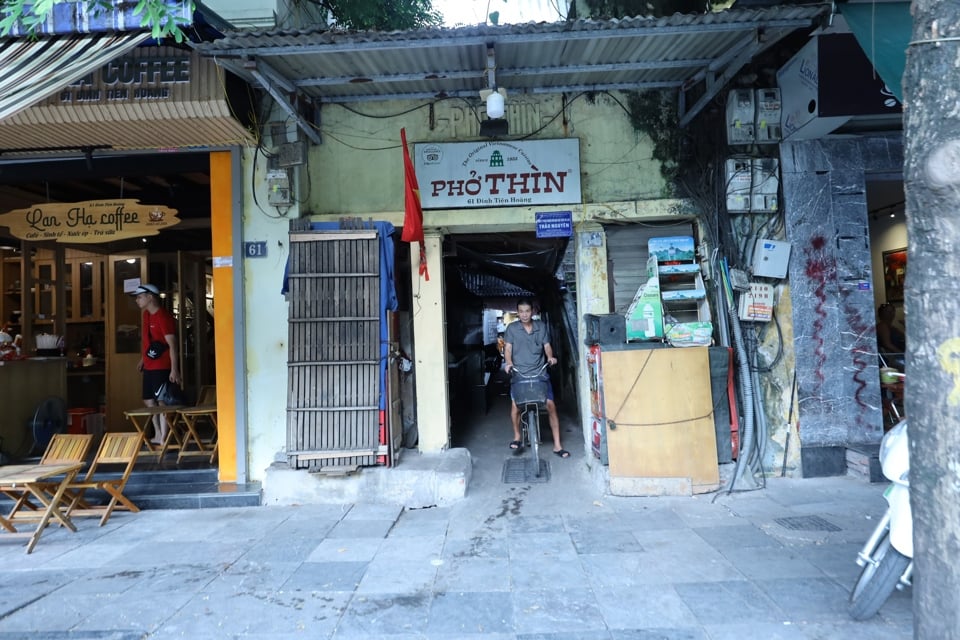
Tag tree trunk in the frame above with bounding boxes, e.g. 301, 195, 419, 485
903, 2, 960, 637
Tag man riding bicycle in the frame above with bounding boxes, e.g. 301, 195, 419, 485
503, 298, 569, 458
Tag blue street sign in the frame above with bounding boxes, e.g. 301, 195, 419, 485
535, 211, 573, 239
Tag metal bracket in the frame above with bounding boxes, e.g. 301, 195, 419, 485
245, 57, 322, 146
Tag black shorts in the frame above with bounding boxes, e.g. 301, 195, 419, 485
143, 369, 170, 400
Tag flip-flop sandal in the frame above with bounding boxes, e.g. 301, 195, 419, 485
553, 449, 570, 458
509, 440, 522, 450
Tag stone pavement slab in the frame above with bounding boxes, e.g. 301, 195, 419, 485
0, 472, 912, 639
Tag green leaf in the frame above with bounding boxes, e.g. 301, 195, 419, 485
0, 0, 190, 41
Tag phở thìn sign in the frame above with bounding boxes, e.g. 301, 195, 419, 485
414, 139, 581, 209
0, 199, 179, 243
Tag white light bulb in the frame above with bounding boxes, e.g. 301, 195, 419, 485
486, 92, 505, 119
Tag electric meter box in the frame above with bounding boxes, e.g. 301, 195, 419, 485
750, 158, 780, 212
726, 89, 755, 145
751, 239, 791, 279
738, 282, 775, 322
754, 88, 782, 144
725, 158, 752, 213
267, 169, 291, 206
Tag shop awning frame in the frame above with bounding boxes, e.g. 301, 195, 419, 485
193, 4, 832, 141
0, 30, 153, 121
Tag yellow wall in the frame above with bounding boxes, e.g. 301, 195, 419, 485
410, 233, 449, 451
210, 150, 237, 481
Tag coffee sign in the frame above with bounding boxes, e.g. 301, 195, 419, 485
0, 199, 180, 243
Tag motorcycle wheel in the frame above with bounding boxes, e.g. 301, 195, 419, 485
849, 532, 911, 620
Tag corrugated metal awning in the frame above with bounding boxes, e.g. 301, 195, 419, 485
193, 5, 830, 133
0, 44, 255, 154
0, 30, 152, 121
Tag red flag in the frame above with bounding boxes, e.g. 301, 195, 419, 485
400, 128, 429, 280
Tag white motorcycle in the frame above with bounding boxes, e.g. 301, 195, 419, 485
849, 418, 913, 620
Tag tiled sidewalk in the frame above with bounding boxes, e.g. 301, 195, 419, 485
0, 466, 912, 639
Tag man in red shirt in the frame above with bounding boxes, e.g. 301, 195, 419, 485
133, 284, 181, 445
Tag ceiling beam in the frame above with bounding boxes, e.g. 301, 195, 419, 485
313, 80, 682, 104
295, 57, 716, 90
0, 152, 210, 185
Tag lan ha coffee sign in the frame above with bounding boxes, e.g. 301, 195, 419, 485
414, 139, 581, 209
0, 199, 180, 243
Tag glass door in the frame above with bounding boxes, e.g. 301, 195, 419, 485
105, 253, 147, 432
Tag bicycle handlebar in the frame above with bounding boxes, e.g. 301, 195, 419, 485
509, 362, 551, 379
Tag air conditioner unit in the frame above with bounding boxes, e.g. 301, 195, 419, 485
777, 34, 902, 141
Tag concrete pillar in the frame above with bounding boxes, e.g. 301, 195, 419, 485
780, 137, 901, 475
410, 231, 450, 452
574, 223, 610, 463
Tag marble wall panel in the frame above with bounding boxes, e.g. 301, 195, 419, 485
782, 139, 888, 449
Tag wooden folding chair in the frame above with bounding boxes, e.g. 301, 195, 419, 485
197, 385, 217, 406
64, 432, 144, 527
2, 434, 93, 514
42, 434, 95, 465
177, 385, 218, 463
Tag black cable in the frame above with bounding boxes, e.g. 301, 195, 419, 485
751, 308, 784, 373
333, 95, 481, 123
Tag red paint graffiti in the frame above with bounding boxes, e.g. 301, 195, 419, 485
803, 235, 837, 385
840, 291, 870, 409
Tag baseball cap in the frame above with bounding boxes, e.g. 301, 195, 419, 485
131, 283, 160, 296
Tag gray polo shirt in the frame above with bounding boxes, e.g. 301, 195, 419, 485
505, 319, 551, 375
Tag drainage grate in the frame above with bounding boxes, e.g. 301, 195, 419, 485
502, 457, 551, 484
774, 515, 841, 532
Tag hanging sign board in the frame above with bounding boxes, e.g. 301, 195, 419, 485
414, 139, 581, 209
0, 199, 180, 243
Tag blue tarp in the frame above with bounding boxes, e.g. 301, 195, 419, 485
282, 221, 399, 412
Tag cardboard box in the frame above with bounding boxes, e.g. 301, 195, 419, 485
665, 321, 714, 347
648, 236, 695, 264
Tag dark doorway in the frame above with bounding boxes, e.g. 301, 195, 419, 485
440, 232, 579, 449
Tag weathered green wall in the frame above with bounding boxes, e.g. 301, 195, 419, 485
306, 92, 667, 216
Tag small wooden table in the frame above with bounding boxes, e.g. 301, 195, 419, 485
123, 406, 186, 460
0, 462, 84, 554
177, 405, 218, 464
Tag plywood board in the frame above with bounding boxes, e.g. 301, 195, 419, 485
603, 347, 719, 491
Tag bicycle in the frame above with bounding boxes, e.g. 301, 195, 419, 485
510, 363, 550, 478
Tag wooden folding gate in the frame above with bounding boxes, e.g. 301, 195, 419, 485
286, 228, 386, 471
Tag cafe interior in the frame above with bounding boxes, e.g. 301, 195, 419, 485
0, 150, 216, 463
